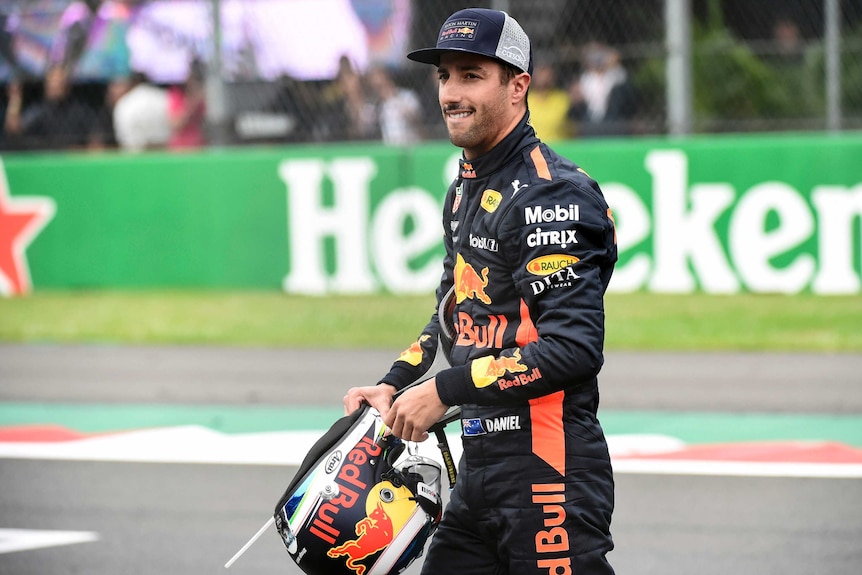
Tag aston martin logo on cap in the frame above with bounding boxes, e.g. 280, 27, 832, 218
439, 19, 480, 42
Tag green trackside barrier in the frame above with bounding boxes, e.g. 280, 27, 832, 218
2, 133, 861, 295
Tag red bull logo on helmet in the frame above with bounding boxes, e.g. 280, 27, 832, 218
326, 480, 416, 575
454, 253, 491, 304
308, 436, 382, 546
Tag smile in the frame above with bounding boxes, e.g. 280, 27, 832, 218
446, 110, 472, 119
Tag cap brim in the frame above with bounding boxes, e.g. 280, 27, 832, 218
407, 47, 455, 67
407, 47, 526, 72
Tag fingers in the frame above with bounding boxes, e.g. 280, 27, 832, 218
342, 390, 365, 416
343, 385, 395, 417
383, 401, 430, 443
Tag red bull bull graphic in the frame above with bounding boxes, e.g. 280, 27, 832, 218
454, 253, 491, 304
326, 480, 418, 575
397, 335, 430, 366
470, 349, 529, 389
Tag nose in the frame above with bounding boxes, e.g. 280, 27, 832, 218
439, 79, 461, 110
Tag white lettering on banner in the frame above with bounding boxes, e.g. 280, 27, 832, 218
601, 183, 651, 293
280, 158, 377, 294
646, 150, 739, 293
370, 188, 442, 293
276, 150, 861, 296
279, 158, 443, 295
729, 182, 815, 293
606, 150, 861, 294
812, 185, 862, 294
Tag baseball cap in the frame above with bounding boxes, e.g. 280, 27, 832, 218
407, 8, 532, 75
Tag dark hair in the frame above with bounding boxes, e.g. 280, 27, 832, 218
500, 62, 520, 85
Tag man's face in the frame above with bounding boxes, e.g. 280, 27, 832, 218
437, 53, 522, 159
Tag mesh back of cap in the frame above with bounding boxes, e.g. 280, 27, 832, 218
495, 13, 531, 72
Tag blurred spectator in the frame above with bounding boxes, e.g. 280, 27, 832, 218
112, 71, 170, 151
167, 58, 206, 150
772, 16, 804, 63
89, 75, 130, 149
3, 64, 100, 150
528, 62, 571, 142
367, 64, 423, 146
265, 74, 319, 142
567, 42, 637, 137
415, 65, 447, 140
320, 55, 376, 141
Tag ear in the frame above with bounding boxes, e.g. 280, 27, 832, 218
511, 72, 531, 106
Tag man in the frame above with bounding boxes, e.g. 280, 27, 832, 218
367, 64, 423, 146
528, 62, 572, 142
4, 65, 100, 150
344, 8, 617, 574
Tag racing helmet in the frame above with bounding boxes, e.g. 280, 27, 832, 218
274, 404, 443, 575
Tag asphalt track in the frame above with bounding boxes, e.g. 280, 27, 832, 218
1, 344, 862, 575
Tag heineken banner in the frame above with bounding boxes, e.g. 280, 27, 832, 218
0, 134, 860, 296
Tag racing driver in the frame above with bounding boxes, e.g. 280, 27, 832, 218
344, 7, 618, 574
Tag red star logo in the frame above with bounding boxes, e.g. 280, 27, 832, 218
0, 160, 55, 296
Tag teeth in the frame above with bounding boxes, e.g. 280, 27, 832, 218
450, 112, 470, 119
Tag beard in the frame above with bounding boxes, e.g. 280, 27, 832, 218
443, 88, 510, 156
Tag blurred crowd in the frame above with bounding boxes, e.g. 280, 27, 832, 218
0, 39, 645, 153
2, 60, 208, 152
0, 0, 833, 152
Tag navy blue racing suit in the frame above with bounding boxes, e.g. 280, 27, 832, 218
380, 112, 617, 575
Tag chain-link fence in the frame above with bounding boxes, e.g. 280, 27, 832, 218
1, 0, 861, 151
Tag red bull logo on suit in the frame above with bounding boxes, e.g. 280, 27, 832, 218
470, 349, 531, 389
454, 253, 491, 304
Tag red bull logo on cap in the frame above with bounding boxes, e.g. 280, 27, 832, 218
440, 19, 479, 42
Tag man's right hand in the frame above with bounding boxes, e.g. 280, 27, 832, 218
343, 383, 397, 418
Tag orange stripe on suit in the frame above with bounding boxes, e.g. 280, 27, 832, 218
530, 145, 552, 181
530, 391, 566, 476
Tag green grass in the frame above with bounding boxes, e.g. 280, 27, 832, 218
0, 290, 860, 352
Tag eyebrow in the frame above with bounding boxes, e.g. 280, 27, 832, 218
437, 63, 487, 74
